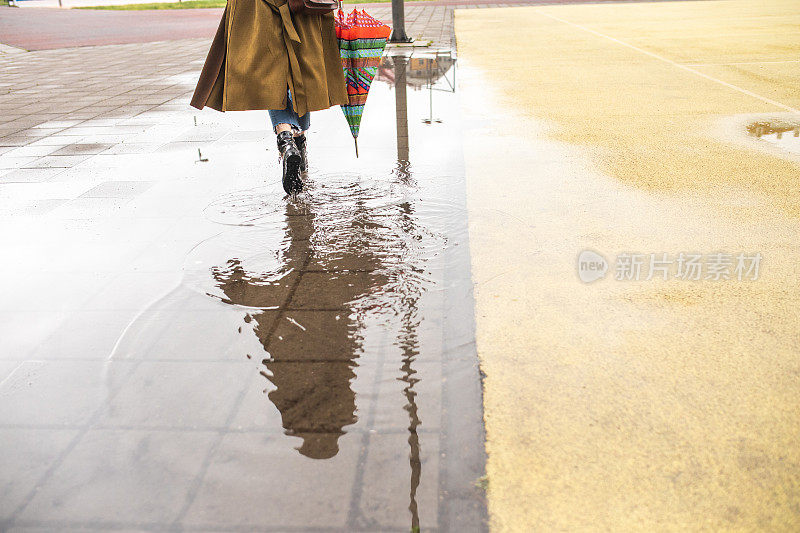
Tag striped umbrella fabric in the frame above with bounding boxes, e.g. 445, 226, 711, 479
335, 8, 391, 157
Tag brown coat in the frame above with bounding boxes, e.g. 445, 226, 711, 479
190, 0, 348, 115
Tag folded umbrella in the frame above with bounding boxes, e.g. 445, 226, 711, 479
335, 8, 391, 157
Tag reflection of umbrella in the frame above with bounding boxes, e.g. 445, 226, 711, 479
335, 8, 391, 157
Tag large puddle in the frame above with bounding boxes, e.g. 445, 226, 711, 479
0, 49, 487, 530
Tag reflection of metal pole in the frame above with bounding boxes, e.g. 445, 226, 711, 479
428, 61, 433, 124
394, 199, 422, 533
393, 55, 410, 163
390, 0, 411, 43
399, 308, 421, 532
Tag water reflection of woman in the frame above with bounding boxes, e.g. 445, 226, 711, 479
211, 199, 386, 459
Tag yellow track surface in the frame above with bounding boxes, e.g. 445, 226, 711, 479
456, 0, 800, 530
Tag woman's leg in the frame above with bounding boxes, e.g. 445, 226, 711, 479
296, 111, 310, 135
269, 90, 304, 194
268, 89, 309, 135
293, 111, 310, 171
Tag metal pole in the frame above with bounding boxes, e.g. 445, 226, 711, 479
389, 0, 411, 43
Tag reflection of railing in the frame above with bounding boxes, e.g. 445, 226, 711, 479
747, 120, 800, 138
386, 50, 458, 161
377, 49, 457, 92
424, 51, 457, 94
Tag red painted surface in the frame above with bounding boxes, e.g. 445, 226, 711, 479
0, 0, 662, 51
0, 7, 224, 50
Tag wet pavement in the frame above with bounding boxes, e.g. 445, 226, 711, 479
6, 0, 798, 529
0, 43, 487, 531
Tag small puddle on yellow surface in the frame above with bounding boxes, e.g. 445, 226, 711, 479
747, 120, 800, 156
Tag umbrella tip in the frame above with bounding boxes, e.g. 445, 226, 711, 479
354, 137, 359, 158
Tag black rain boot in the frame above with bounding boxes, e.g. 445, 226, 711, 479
276, 130, 302, 195
294, 133, 308, 173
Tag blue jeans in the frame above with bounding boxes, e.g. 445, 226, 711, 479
268, 89, 310, 132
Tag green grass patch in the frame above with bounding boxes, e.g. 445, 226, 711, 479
75, 0, 430, 9
473, 474, 489, 491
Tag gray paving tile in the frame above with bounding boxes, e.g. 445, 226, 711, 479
353, 431, 440, 530
171, 128, 227, 143
18, 429, 218, 524
180, 431, 360, 529
0, 361, 23, 383
0, 136, 32, 147
0, 428, 80, 521
32, 120, 83, 129
26, 135, 85, 147
57, 126, 130, 137
30, 309, 140, 361
155, 140, 208, 153
21, 128, 65, 138
49, 143, 113, 156
100, 142, 162, 155
229, 371, 298, 431
76, 133, 136, 144
0, 156, 39, 169
78, 180, 153, 198
23, 155, 92, 168
355, 359, 444, 432
0, 168, 64, 183
95, 361, 253, 429
2, 145, 61, 158
79, 118, 123, 127
0, 311, 69, 361
221, 130, 271, 142
0, 360, 135, 427
48, 197, 132, 219
0, 197, 68, 214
